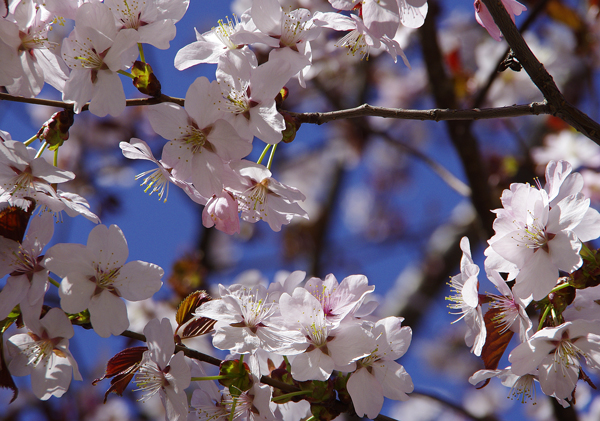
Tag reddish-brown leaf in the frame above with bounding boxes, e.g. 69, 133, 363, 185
176, 291, 211, 327
94, 346, 147, 383
478, 307, 514, 388
181, 317, 216, 339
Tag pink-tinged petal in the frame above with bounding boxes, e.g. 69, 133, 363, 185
504, 0, 527, 16
40, 308, 74, 339
548, 194, 589, 233
491, 230, 533, 268
88, 70, 126, 117
6, 52, 44, 97
573, 207, 600, 242
267, 178, 306, 202
191, 151, 226, 198
291, 349, 335, 381
184, 77, 223, 128
62, 68, 94, 114
162, 385, 189, 421
114, 260, 163, 301
363, 0, 399, 38
475, 1, 502, 41
162, 140, 194, 181
0, 276, 28, 319
87, 224, 129, 270
174, 40, 224, 69
327, 324, 374, 366
27, 270, 48, 307
251, 0, 282, 35
22, 212, 54, 253
279, 288, 324, 328
144, 318, 175, 368
373, 360, 413, 400
120, 138, 156, 162
167, 351, 191, 390
0, 237, 20, 276
509, 335, 558, 376
347, 368, 383, 419
75, 3, 118, 53
29, 157, 75, 184
89, 290, 129, 337
399, 1, 428, 29
538, 356, 579, 400
207, 120, 252, 161
44, 243, 95, 278
31, 353, 72, 400
251, 105, 285, 144
547, 231, 581, 273
213, 325, 261, 354
376, 318, 411, 359
513, 250, 559, 301
147, 103, 191, 141
469, 369, 502, 385
232, 160, 272, 182
138, 20, 176, 49
461, 275, 479, 308
202, 191, 240, 235
103, 29, 140, 71
58, 272, 96, 313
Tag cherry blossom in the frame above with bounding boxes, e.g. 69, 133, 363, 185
0, 0, 69, 97
447, 236, 486, 356
202, 190, 240, 235
120, 138, 208, 205
0, 140, 75, 207
0, 212, 53, 326
104, 0, 189, 49
347, 317, 413, 419
7, 308, 82, 400
136, 318, 191, 421
226, 160, 308, 232
509, 320, 600, 401
44, 224, 164, 337
61, 2, 139, 116
195, 283, 306, 355
278, 287, 374, 381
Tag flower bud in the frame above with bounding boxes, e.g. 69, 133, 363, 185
36, 110, 74, 150
131, 61, 162, 97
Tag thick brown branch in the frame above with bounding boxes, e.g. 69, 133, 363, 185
481, 0, 600, 144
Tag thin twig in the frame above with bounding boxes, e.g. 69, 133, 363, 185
481, 0, 600, 144
0, 91, 550, 123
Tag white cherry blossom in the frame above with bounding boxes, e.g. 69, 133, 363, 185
44, 223, 164, 337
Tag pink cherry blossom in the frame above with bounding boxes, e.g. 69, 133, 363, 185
7, 308, 82, 400
202, 190, 240, 235
447, 236, 486, 356
61, 2, 139, 116
44, 224, 164, 337
227, 160, 308, 232
347, 317, 413, 419
136, 318, 191, 421
0, 212, 54, 326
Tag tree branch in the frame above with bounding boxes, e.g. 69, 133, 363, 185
480, 0, 600, 144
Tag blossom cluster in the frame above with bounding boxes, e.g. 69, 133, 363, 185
449, 159, 600, 407
0, 0, 429, 235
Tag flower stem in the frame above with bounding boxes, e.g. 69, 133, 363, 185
191, 375, 231, 381
118, 70, 135, 80
538, 304, 552, 331
257, 144, 271, 165
267, 143, 277, 170
138, 43, 145, 63
24, 135, 38, 146
34, 141, 48, 158
48, 276, 60, 288
54, 148, 59, 167
550, 282, 571, 293
271, 390, 310, 402
228, 397, 238, 421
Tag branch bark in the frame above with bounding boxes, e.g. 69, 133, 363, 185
480, 0, 600, 144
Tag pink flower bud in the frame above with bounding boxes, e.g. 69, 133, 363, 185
202, 191, 240, 235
